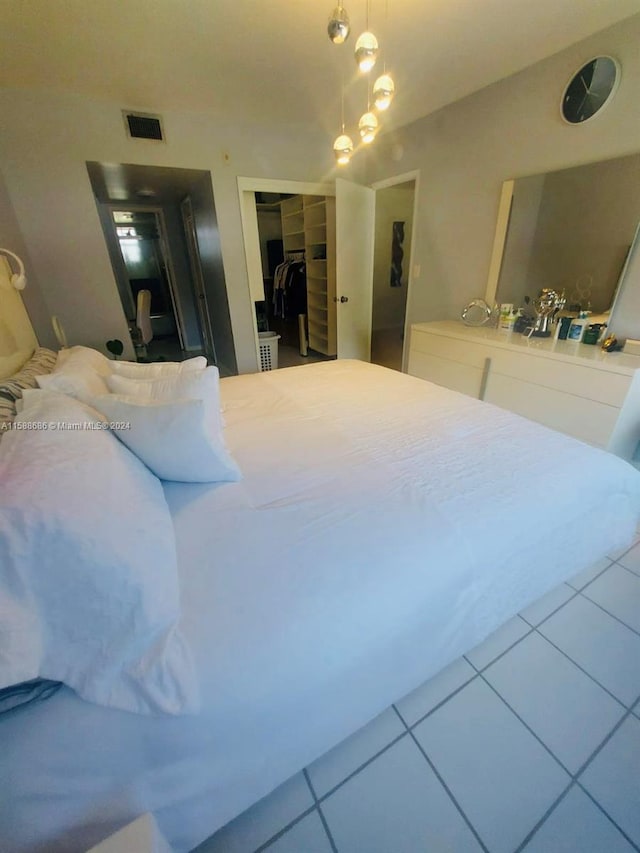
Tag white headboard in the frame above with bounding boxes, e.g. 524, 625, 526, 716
0, 255, 38, 357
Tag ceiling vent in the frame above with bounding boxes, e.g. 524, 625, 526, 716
123, 111, 165, 142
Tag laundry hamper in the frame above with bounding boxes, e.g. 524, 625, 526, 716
258, 331, 281, 371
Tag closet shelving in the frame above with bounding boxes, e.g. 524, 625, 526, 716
281, 194, 336, 356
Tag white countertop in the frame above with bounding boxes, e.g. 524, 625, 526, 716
411, 321, 640, 376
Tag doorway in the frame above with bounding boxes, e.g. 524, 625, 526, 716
370, 176, 418, 372
87, 161, 238, 374
240, 176, 381, 368
110, 208, 184, 359
239, 178, 335, 370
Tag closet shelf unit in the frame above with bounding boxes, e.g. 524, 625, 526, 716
280, 194, 336, 357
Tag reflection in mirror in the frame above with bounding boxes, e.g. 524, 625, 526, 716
488, 153, 640, 321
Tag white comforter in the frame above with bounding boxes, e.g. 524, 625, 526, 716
2, 360, 640, 852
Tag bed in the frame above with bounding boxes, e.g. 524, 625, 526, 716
2, 260, 640, 851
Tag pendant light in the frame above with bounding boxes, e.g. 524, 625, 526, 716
354, 0, 378, 73
359, 82, 378, 143
333, 133, 354, 164
354, 31, 378, 73
333, 68, 354, 164
358, 110, 378, 143
373, 0, 395, 110
327, 4, 351, 44
373, 72, 394, 110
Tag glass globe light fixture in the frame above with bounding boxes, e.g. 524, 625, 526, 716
333, 133, 354, 165
354, 31, 379, 73
358, 111, 378, 143
373, 73, 395, 110
327, 5, 350, 44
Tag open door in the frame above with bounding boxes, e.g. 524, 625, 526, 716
335, 178, 375, 360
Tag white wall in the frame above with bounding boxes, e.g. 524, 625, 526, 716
0, 90, 351, 373
2, 15, 638, 370
365, 14, 640, 331
0, 169, 56, 349
372, 186, 414, 331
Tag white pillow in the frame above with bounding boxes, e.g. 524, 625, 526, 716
54, 345, 112, 377
36, 368, 109, 403
111, 356, 206, 378
92, 394, 241, 483
106, 365, 223, 428
0, 391, 199, 716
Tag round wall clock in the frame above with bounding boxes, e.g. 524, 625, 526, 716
561, 56, 620, 124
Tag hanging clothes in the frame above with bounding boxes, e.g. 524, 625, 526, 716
273, 259, 307, 319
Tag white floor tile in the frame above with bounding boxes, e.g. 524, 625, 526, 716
395, 657, 476, 727
413, 678, 569, 853
263, 812, 333, 853
539, 595, 640, 707
519, 584, 575, 626
566, 557, 612, 591
305, 708, 404, 798
465, 615, 530, 670
522, 786, 636, 853
196, 773, 313, 853
321, 736, 483, 853
580, 715, 640, 847
582, 565, 640, 634
616, 542, 640, 577
484, 632, 624, 773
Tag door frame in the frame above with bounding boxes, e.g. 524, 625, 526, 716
237, 177, 334, 365
181, 196, 217, 361
370, 170, 420, 372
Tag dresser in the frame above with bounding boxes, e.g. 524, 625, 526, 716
408, 321, 640, 461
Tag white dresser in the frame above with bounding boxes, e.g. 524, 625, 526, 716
408, 321, 640, 461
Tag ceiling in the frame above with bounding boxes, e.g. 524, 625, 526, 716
87, 161, 210, 204
1, 0, 639, 137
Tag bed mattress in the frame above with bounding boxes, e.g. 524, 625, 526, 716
2, 360, 640, 852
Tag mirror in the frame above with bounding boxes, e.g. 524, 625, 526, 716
486, 153, 640, 320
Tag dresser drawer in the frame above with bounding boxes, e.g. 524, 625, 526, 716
485, 373, 619, 448
409, 328, 492, 370
408, 350, 484, 398
489, 348, 630, 407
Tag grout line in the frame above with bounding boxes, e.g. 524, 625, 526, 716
384, 704, 489, 853
252, 804, 318, 853
572, 706, 635, 781
247, 573, 638, 853
478, 673, 575, 777
566, 560, 613, 592
398, 671, 479, 730
302, 769, 339, 853
511, 779, 575, 853
616, 560, 640, 581
313, 732, 408, 803
576, 780, 640, 853
463, 622, 535, 674
579, 589, 640, 640
478, 680, 640, 850
315, 804, 340, 853
520, 586, 580, 628
533, 627, 631, 709
391, 705, 491, 853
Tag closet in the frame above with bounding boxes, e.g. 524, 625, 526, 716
280, 195, 337, 356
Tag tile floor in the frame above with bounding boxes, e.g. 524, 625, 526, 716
195, 538, 640, 853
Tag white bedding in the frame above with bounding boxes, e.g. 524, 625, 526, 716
2, 360, 640, 852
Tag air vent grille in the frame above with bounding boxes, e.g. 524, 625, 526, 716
123, 111, 165, 141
